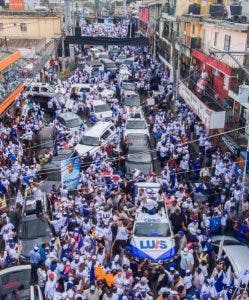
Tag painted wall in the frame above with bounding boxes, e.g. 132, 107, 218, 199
202, 22, 248, 68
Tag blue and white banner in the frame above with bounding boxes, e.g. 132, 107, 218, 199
61, 157, 81, 190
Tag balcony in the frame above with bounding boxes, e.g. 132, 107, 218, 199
179, 79, 226, 129
182, 35, 202, 49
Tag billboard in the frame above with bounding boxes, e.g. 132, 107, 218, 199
9, 0, 24, 10
61, 157, 81, 190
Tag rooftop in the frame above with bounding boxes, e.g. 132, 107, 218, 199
0, 10, 62, 18
203, 17, 249, 31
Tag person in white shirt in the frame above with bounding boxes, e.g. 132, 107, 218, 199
140, 198, 158, 214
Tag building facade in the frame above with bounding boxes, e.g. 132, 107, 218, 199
0, 11, 63, 42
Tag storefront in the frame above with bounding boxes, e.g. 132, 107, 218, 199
192, 49, 234, 101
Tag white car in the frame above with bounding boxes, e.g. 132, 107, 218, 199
74, 122, 116, 157
91, 100, 112, 121
57, 112, 85, 135
129, 182, 176, 262
124, 109, 149, 138
211, 235, 249, 274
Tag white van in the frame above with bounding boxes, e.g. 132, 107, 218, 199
128, 182, 176, 262
75, 121, 116, 157
91, 100, 112, 121
0, 265, 43, 300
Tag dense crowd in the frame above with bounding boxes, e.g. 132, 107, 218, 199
0, 21, 248, 300
81, 21, 128, 38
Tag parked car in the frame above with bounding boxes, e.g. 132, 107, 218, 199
124, 134, 154, 177
70, 83, 92, 96
18, 214, 52, 263
211, 235, 249, 274
115, 54, 127, 66
75, 121, 116, 157
121, 80, 136, 92
33, 126, 55, 156
100, 58, 117, 72
122, 90, 141, 107
0, 265, 43, 299
124, 117, 149, 138
25, 83, 65, 110
57, 112, 85, 134
90, 100, 112, 121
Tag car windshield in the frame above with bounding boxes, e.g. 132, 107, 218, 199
134, 222, 170, 237
124, 97, 140, 106
123, 83, 135, 90
106, 62, 116, 68
65, 118, 81, 128
94, 104, 110, 113
81, 135, 99, 146
0, 268, 30, 298
126, 120, 147, 129
40, 139, 54, 148
127, 152, 151, 163
19, 218, 50, 240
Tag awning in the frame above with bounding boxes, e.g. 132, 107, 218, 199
192, 49, 232, 76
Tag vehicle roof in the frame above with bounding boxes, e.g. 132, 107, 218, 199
136, 207, 170, 223
37, 126, 55, 139
123, 90, 139, 97
92, 100, 110, 106
127, 134, 150, 146
83, 121, 114, 137
42, 149, 75, 169
71, 83, 92, 88
101, 58, 115, 63
58, 112, 81, 121
223, 245, 249, 274
29, 82, 51, 87
85, 60, 103, 66
135, 182, 161, 189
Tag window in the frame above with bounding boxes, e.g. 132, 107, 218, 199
224, 35, 231, 51
20, 23, 27, 31
101, 130, 111, 140
214, 32, 219, 47
32, 86, 39, 92
0, 23, 3, 31
192, 25, 195, 35
41, 87, 48, 92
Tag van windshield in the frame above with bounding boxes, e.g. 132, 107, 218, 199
65, 118, 81, 128
134, 222, 170, 237
94, 104, 110, 113
19, 218, 50, 240
40, 139, 54, 148
81, 136, 99, 146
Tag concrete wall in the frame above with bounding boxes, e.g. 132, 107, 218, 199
0, 15, 62, 42
202, 22, 248, 68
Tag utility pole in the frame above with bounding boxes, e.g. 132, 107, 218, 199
173, 18, 182, 100
61, 30, 66, 72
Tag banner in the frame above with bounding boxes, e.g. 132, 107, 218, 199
9, 0, 24, 10
61, 157, 81, 190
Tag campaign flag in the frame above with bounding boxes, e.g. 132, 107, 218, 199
210, 216, 221, 233
61, 157, 81, 190
217, 237, 224, 260
238, 223, 249, 235
240, 266, 249, 285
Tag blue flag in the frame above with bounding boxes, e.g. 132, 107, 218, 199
210, 216, 221, 233
78, 234, 84, 250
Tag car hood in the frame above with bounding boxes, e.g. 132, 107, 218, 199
95, 111, 112, 119
130, 236, 176, 261
125, 129, 149, 137
126, 161, 152, 175
20, 236, 51, 258
74, 144, 99, 156
223, 245, 249, 274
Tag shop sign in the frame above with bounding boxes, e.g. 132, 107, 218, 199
9, 0, 24, 10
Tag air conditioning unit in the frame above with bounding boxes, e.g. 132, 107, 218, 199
238, 84, 249, 103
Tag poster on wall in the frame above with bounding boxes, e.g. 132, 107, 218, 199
9, 0, 24, 10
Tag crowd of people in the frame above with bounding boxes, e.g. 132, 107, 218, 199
81, 20, 128, 38
0, 21, 248, 300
